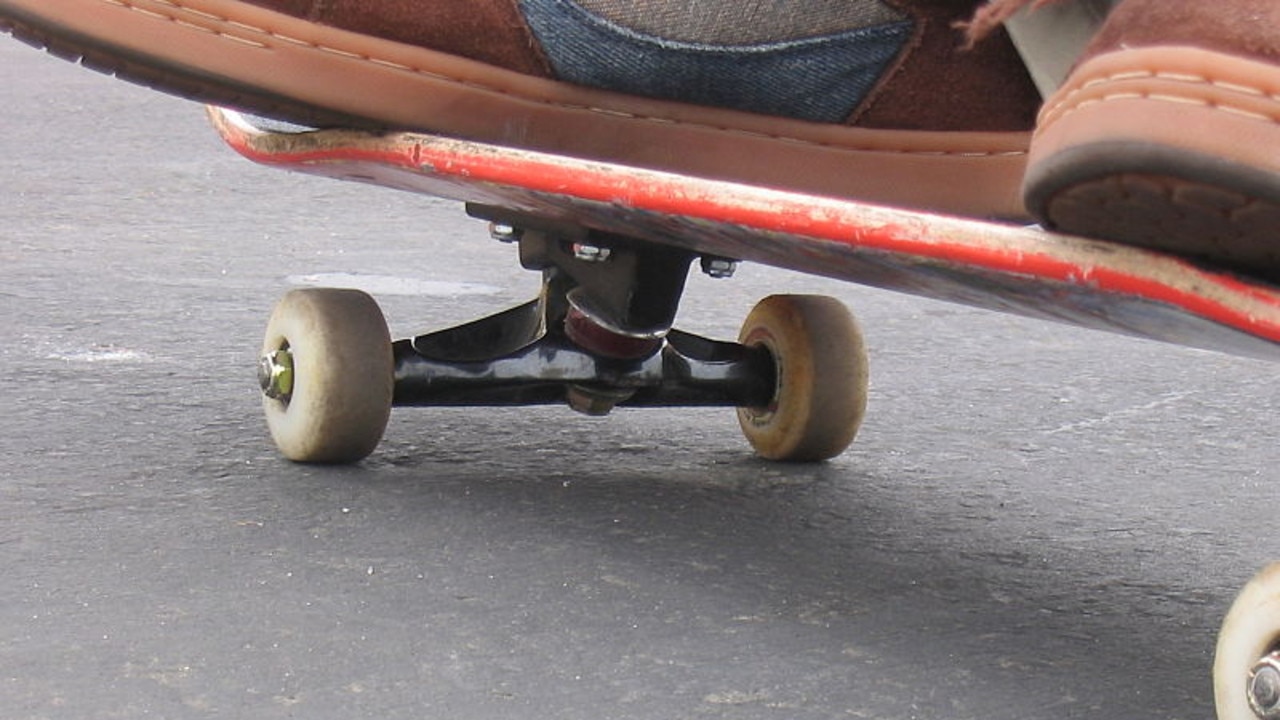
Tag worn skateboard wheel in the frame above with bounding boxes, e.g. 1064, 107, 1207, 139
260, 288, 394, 463
736, 295, 868, 462
1215, 564, 1280, 720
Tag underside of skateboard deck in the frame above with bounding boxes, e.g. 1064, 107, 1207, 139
210, 107, 1280, 362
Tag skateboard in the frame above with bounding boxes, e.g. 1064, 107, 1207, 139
208, 105, 1280, 460
211, 105, 1280, 720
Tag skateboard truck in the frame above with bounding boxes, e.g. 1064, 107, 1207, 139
256, 207, 867, 465
391, 205, 776, 415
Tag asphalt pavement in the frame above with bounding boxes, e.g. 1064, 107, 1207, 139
3, 39, 1279, 720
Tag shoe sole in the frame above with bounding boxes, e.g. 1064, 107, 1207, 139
0, 0, 1032, 219
1026, 47, 1280, 277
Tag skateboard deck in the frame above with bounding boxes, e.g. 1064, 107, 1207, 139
209, 106, 1280, 362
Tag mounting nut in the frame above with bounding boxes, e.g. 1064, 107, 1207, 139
701, 256, 739, 279
571, 243, 612, 263
489, 222, 522, 243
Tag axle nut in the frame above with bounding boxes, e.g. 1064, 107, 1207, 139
259, 348, 295, 401
1249, 652, 1280, 720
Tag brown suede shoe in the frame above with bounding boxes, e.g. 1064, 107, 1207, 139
1023, 0, 1280, 276
0, 0, 1039, 219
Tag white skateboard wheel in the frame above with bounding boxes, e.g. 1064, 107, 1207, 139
1216, 564, 1280, 720
260, 288, 394, 463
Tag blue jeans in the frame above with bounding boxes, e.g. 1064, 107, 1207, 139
519, 0, 914, 123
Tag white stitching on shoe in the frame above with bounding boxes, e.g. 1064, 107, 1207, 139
91, 0, 1027, 158
1042, 68, 1280, 129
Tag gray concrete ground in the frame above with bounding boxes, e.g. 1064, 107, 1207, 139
2, 39, 1278, 720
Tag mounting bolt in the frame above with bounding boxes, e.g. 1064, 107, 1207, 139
571, 243, 612, 263
1249, 652, 1280, 719
700, 256, 739, 279
259, 348, 295, 401
489, 222, 522, 243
